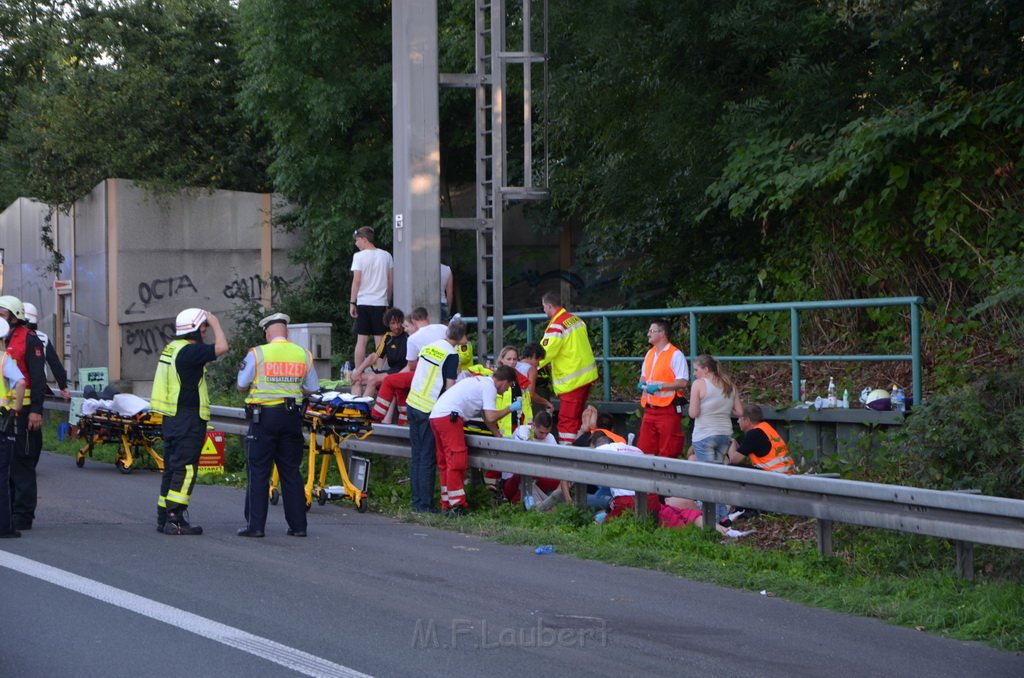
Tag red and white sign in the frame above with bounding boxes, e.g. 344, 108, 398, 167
54, 279, 73, 294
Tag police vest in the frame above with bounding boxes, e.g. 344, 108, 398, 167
150, 339, 210, 419
407, 340, 456, 414
540, 308, 598, 395
640, 343, 683, 407
749, 422, 796, 474
245, 341, 310, 406
6, 325, 35, 406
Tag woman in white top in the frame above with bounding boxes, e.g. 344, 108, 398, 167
689, 354, 743, 464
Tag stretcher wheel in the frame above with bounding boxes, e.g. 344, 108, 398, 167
270, 488, 280, 505
356, 496, 369, 514
116, 459, 132, 474
317, 489, 328, 506
76, 456, 85, 468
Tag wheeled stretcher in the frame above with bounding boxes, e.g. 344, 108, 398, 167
298, 393, 374, 512
76, 409, 165, 473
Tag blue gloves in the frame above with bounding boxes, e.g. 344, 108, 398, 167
637, 381, 647, 392
645, 383, 661, 394
508, 398, 523, 413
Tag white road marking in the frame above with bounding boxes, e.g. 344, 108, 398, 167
0, 550, 373, 678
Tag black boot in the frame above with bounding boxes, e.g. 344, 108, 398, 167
157, 507, 167, 533
163, 509, 202, 535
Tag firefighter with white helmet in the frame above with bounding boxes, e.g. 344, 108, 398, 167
22, 302, 70, 400
0, 295, 48, 532
150, 308, 228, 535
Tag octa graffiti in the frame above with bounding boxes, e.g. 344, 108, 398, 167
138, 275, 199, 305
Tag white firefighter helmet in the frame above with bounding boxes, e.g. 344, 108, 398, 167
175, 308, 208, 336
23, 302, 38, 325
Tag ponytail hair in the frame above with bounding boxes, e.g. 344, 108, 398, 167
694, 354, 736, 397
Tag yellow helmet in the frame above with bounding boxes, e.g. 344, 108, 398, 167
0, 295, 25, 322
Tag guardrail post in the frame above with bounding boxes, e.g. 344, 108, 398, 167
815, 519, 834, 557
700, 501, 715, 531
955, 541, 975, 581
635, 491, 649, 520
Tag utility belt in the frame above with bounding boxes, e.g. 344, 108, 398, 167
0, 406, 18, 435
645, 395, 688, 414
245, 398, 298, 423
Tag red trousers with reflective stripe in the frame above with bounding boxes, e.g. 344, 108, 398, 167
636, 405, 685, 457
430, 416, 469, 508
373, 372, 412, 425
555, 382, 592, 445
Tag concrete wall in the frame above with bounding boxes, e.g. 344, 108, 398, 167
0, 179, 304, 389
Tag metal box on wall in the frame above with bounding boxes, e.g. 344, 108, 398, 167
288, 322, 333, 380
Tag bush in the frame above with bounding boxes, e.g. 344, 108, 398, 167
839, 366, 1024, 498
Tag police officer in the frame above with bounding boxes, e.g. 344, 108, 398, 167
0, 317, 27, 538
151, 308, 228, 535
0, 296, 47, 532
236, 312, 319, 538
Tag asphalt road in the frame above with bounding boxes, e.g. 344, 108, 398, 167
1, 451, 1021, 677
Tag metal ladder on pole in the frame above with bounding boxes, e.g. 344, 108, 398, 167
441, 0, 549, 360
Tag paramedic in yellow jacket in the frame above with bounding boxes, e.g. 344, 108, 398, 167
151, 308, 228, 535
537, 291, 598, 444
236, 313, 319, 538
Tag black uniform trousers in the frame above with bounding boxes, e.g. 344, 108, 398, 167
0, 426, 15, 534
244, 406, 306, 533
10, 409, 43, 523
159, 411, 207, 512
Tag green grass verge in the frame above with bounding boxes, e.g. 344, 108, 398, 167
43, 418, 1024, 652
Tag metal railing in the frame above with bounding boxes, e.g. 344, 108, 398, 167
466, 296, 924, 403
47, 399, 1022, 578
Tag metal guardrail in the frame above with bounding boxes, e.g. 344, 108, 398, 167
466, 296, 924, 404
48, 399, 1024, 578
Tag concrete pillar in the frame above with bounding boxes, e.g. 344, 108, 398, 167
392, 0, 441, 319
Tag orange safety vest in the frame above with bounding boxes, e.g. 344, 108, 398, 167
640, 343, 682, 407
593, 427, 625, 444
749, 421, 796, 474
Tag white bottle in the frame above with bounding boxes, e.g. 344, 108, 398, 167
842, 389, 849, 409
827, 377, 836, 408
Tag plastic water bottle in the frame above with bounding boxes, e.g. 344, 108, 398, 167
827, 377, 836, 408
534, 545, 554, 555
893, 386, 905, 413
842, 389, 849, 409
342, 361, 351, 382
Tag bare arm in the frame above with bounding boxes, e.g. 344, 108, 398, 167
205, 313, 229, 357
11, 379, 25, 412
731, 389, 744, 418
349, 271, 361, 318
688, 380, 705, 419
482, 409, 504, 436
445, 272, 454, 307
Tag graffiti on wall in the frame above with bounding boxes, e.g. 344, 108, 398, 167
125, 275, 201, 315
124, 320, 177, 356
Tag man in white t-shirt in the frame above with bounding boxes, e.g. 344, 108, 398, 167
591, 431, 663, 518
349, 226, 394, 370
429, 365, 518, 516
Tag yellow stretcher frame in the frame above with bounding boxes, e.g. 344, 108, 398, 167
267, 397, 374, 512
75, 410, 165, 473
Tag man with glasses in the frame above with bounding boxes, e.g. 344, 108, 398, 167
636, 319, 689, 457
349, 226, 393, 371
